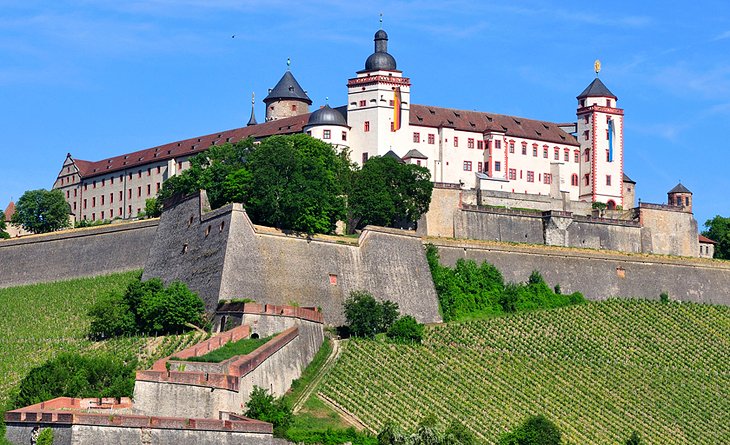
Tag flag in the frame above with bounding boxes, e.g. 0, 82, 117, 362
607, 118, 614, 162
393, 87, 402, 132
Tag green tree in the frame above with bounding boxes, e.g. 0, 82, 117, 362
343, 291, 400, 338
443, 420, 476, 445
144, 197, 162, 218
11, 189, 70, 234
11, 353, 135, 410
0, 210, 9, 239
349, 156, 433, 229
36, 428, 54, 445
703, 215, 730, 259
498, 415, 561, 445
245, 385, 292, 436
386, 315, 425, 343
87, 292, 137, 339
625, 430, 644, 445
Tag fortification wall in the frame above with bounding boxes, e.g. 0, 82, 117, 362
566, 218, 642, 253
0, 219, 157, 289
454, 207, 545, 244
430, 239, 730, 306
640, 206, 699, 257
144, 192, 441, 326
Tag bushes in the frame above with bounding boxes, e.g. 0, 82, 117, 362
386, 316, 424, 343
377, 417, 475, 445
287, 427, 377, 445
36, 428, 53, 445
625, 430, 644, 445
11, 353, 135, 410
498, 415, 561, 445
245, 386, 292, 436
88, 278, 205, 338
343, 291, 399, 338
425, 244, 585, 322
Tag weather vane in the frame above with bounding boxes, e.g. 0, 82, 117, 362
594, 59, 601, 76
379, 13, 383, 29
287, 57, 291, 70
251, 92, 255, 104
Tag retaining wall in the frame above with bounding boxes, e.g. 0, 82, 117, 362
0, 219, 157, 289
430, 238, 730, 306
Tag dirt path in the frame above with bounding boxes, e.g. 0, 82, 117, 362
292, 338, 343, 413
317, 391, 373, 432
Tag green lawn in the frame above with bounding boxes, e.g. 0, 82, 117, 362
181, 334, 276, 363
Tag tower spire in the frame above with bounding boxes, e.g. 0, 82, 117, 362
247, 92, 257, 126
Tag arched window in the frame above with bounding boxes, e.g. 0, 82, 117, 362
571, 174, 579, 186
574, 150, 580, 163
607, 200, 616, 210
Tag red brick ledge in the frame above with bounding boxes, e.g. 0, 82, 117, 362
4, 398, 272, 434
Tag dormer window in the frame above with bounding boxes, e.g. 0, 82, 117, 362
606, 99, 612, 107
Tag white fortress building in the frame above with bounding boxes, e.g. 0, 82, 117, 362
53, 27, 633, 222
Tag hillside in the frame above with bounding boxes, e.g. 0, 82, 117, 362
0, 272, 208, 410
319, 299, 730, 444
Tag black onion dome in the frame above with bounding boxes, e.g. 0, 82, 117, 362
264, 71, 312, 104
361, 29, 397, 72
307, 105, 347, 126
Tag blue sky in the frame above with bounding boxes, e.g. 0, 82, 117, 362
1, 0, 729, 226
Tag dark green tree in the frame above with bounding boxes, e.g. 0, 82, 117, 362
87, 292, 137, 339
0, 210, 9, 239
625, 430, 644, 445
349, 156, 433, 229
36, 428, 54, 445
386, 315, 425, 343
244, 385, 292, 436
11, 189, 70, 234
703, 215, 730, 259
443, 420, 476, 445
11, 353, 135, 410
144, 197, 162, 218
498, 415, 561, 445
343, 291, 400, 338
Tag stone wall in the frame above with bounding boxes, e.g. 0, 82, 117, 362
143, 191, 441, 326
430, 238, 730, 306
454, 207, 545, 244
639, 204, 699, 257
0, 219, 157, 289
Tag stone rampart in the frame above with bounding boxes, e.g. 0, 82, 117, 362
429, 238, 730, 306
0, 219, 157, 289
4, 397, 273, 445
142, 191, 441, 326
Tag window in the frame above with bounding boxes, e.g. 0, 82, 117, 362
92, 197, 96, 207
571, 174, 579, 186
362, 152, 369, 164
109, 209, 113, 218
477, 162, 483, 172
84, 183, 87, 191
495, 140, 501, 149
584, 174, 590, 186
119, 191, 123, 201
157, 166, 161, 174
291, 104, 297, 111
580, 99, 586, 107
522, 142, 527, 155
583, 130, 590, 141
83, 199, 87, 209
527, 171, 534, 182
110, 177, 114, 185
554, 148, 559, 160
138, 170, 142, 178
364, 121, 370, 132
606, 150, 610, 161
477, 140, 484, 150
342, 131, 347, 141
137, 186, 142, 197
147, 184, 151, 195
468, 138, 475, 148
101, 195, 105, 205
74, 189, 77, 197
128, 205, 132, 215
606, 175, 612, 186
606, 99, 612, 107
147, 168, 151, 176
323, 129, 331, 139
463, 161, 472, 171
454, 137, 459, 147
93, 180, 96, 189
532, 145, 538, 157
564, 149, 570, 161
156, 182, 160, 192
574, 150, 580, 163
685, 197, 690, 206
306, 130, 312, 136
494, 161, 501, 172
509, 168, 517, 180
416, 160, 421, 166
359, 100, 366, 107
413, 132, 420, 143
509, 141, 515, 153
101, 211, 105, 220
584, 115, 589, 124
66, 190, 69, 198
428, 134, 435, 144
584, 148, 590, 162
92, 213, 96, 221
544, 173, 552, 184
128, 189, 132, 199
73, 202, 77, 210
101, 179, 105, 187
543, 146, 548, 158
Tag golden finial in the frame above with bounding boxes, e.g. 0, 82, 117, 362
594, 59, 601, 76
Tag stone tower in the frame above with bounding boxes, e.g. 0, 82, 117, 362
668, 183, 692, 213
263, 66, 312, 121
576, 76, 624, 209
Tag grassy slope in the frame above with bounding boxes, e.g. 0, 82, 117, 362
320, 300, 730, 445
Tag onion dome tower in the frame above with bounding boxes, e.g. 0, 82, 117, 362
263, 59, 312, 121
359, 29, 398, 73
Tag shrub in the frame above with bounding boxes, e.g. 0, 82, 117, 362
625, 430, 644, 445
288, 427, 377, 445
11, 353, 135, 410
244, 386, 292, 436
387, 315, 425, 343
498, 415, 561, 445
144, 197, 162, 218
660, 292, 670, 303
37, 427, 54, 445
343, 291, 400, 338
87, 278, 205, 338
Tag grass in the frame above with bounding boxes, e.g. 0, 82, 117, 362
180, 334, 276, 363
285, 337, 332, 405
319, 299, 730, 444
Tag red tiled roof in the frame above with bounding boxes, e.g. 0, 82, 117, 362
699, 234, 717, 244
410, 104, 579, 146
4, 202, 14, 221
73, 114, 311, 179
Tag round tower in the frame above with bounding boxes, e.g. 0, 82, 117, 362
668, 183, 692, 212
263, 63, 312, 121
304, 104, 350, 150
